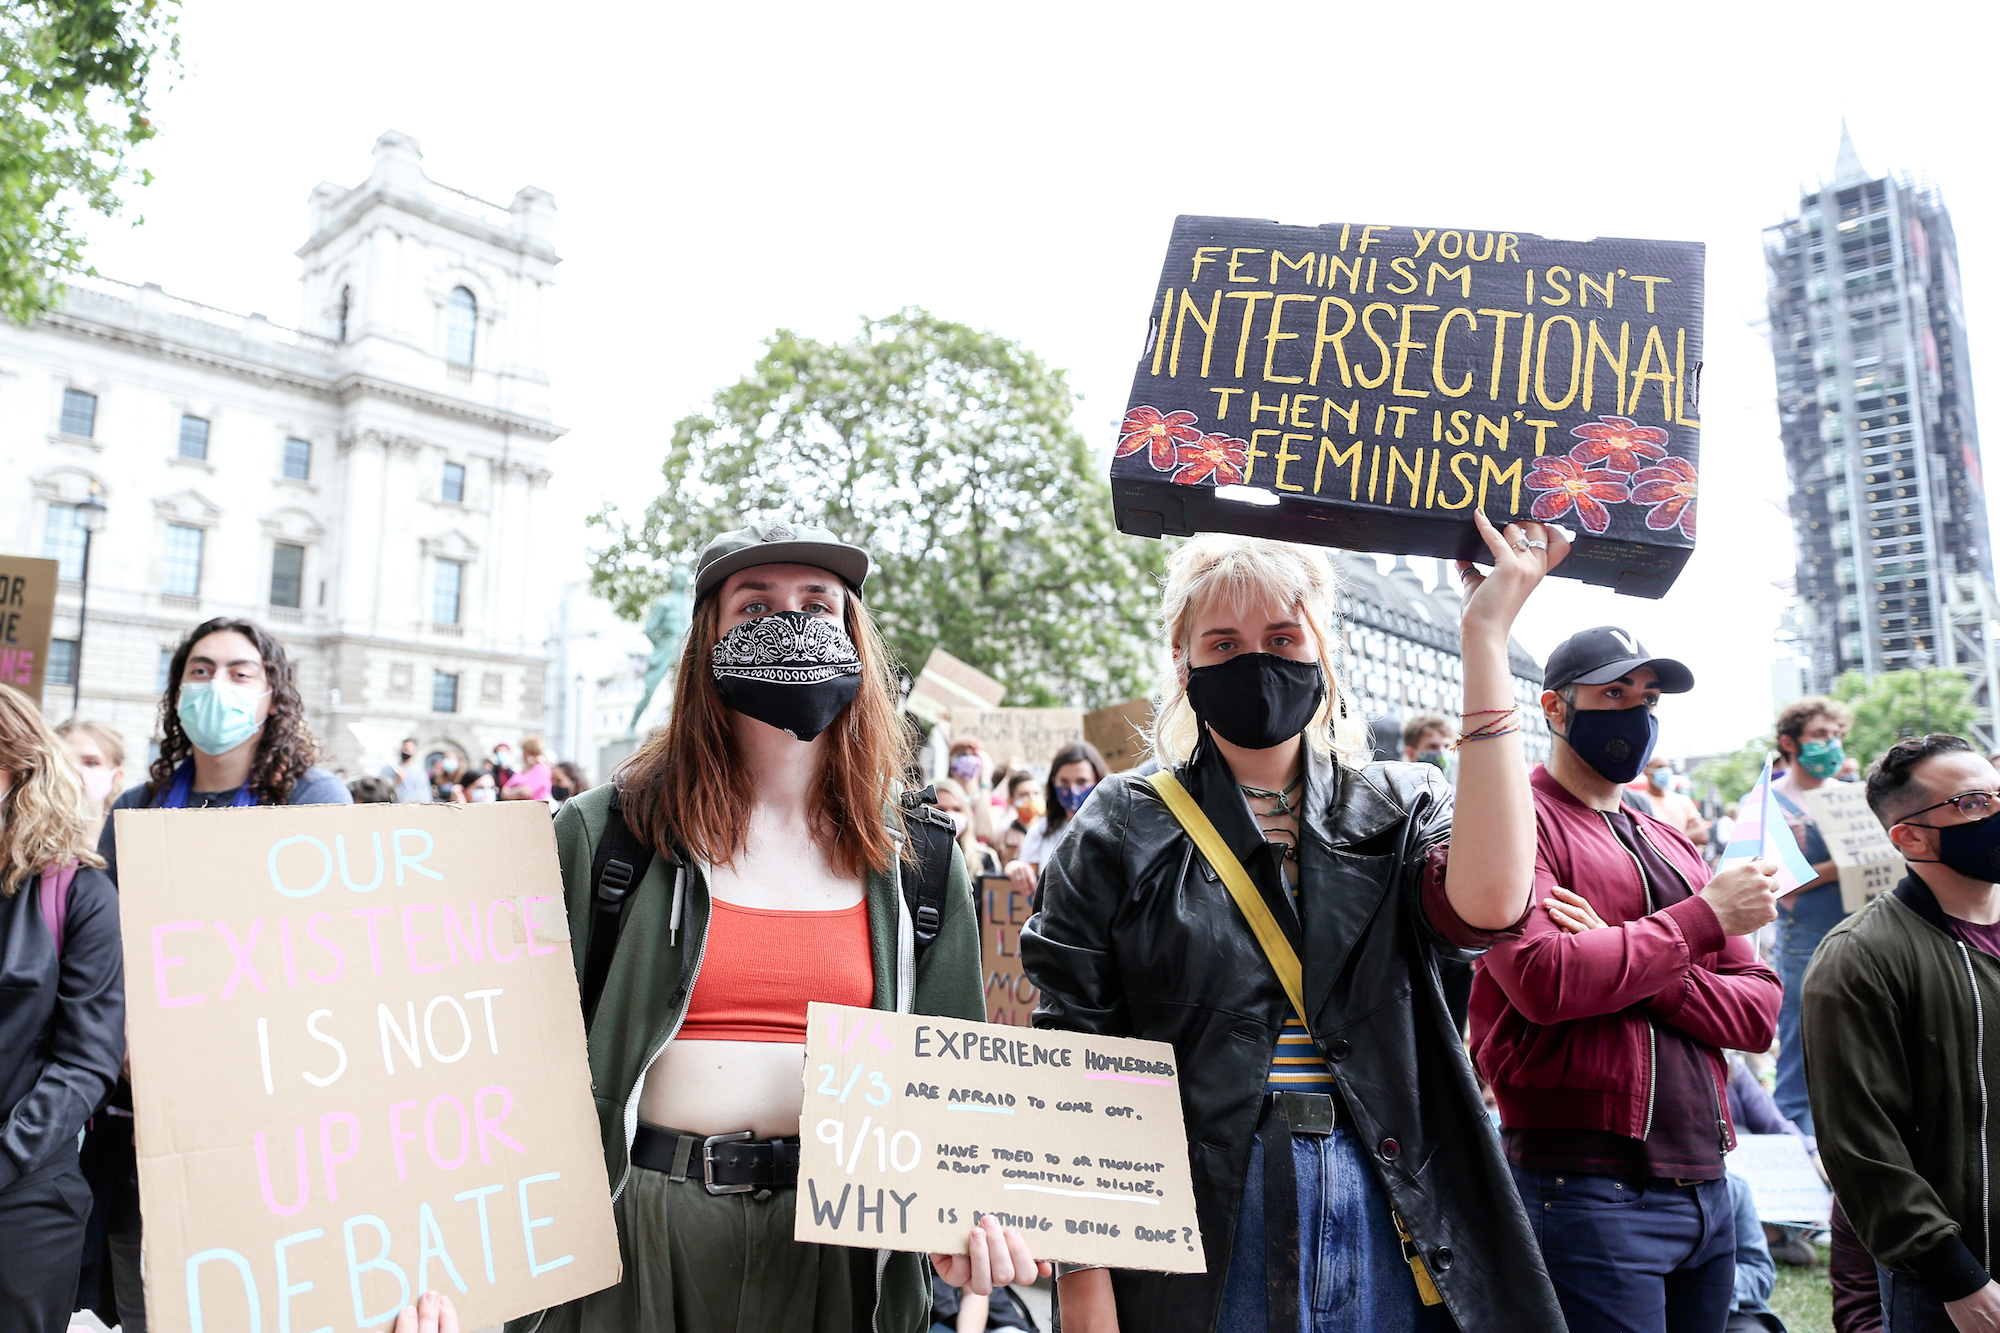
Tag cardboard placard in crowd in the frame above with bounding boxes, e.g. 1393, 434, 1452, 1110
948, 707, 1084, 771
116, 802, 619, 1333
0, 554, 59, 701
1084, 698, 1154, 773
1113, 216, 1706, 598
905, 648, 1008, 726
1724, 1133, 1831, 1226
1804, 782, 1901, 912
979, 875, 1038, 1027
794, 1002, 1205, 1272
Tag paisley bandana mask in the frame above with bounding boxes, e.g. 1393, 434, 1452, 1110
711, 611, 864, 742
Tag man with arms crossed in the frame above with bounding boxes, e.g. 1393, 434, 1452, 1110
1803, 734, 2000, 1332
1471, 626, 1783, 1333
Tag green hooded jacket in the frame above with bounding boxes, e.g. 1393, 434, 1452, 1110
512, 783, 986, 1333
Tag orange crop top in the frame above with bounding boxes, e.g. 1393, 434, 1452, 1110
678, 898, 875, 1043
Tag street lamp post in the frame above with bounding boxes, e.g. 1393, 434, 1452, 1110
1913, 642, 1934, 734
72, 487, 108, 718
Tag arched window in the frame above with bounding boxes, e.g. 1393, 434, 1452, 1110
336, 285, 351, 343
445, 286, 477, 366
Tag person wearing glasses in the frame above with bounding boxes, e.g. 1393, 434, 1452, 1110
1802, 734, 2000, 1333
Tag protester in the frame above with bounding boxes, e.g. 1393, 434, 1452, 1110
520, 518, 1042, 1331
463, 770, 496, 802
381, 736, 433, 803
1712, 801, 1741, 866
1400, 710, 1456, 769
0, 685, 123, 1333
1803, 733, 2000, 1333
55, 718, 125, 845
1645, 755, 1711, 845
1829, 1199, 1886, 1333
1024, 515, 1571, 1333
347, 774, 397, 803
552, 760, 588, 805
995, 770, 1038, 874
949, 733, 998, 838
489, 740, 515, 790
1007, 740, 1106, 895
501, 734, 554, 801
1769, 696, 1855, 1136
932, 775, 1002, 876
1470, 624, 1783, 1333
1726, 1172, 1789, 1332
431, 751, 466, 801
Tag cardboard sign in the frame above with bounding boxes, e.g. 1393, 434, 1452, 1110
116, 803, 619, 1333
794, 1002, 1204, 1273
980, 875, 1039, 1027
1114, 216, 1706, 598
0, 555, 59, 700
1084, 699, 1154, 774
1805, 783, 1901, 912
906, 648, 1008, 727
948, 707, 1084, 770
1725, 1133, 1831, 1226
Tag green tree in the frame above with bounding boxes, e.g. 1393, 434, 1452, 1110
1, 0, 179, 323
1693, 736, 1771, 809
1832, 668, 1978, 772
590, 308, 1169, 707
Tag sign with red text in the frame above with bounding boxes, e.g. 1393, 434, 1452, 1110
0, 555, 59, 700
979, 875, 1038, 1027
1114, 216, 1705, 598
794, 1002, 1204, 1273
115, 802, 619, 1333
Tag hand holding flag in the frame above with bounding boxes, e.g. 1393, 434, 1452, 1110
1721, 759, 1819, 895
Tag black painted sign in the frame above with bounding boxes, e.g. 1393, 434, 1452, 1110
1112, 216, 1705, 597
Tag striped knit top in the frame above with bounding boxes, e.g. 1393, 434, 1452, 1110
1265, 862, 1335, 1092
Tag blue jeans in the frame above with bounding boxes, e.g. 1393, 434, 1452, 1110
1774, 884, 1847, 1136
1217, 1128, 1425, 1333
1512, 1169, 1735, 1333
1878, 1265, 1959, 1332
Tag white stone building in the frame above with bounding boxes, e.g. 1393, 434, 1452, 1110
0, 131, 562, 776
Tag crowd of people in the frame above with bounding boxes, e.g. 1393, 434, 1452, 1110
2, 516, 1998, 1333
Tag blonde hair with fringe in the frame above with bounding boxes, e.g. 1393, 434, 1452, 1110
1146, 535, 1373, 770
0, 685, 107, 895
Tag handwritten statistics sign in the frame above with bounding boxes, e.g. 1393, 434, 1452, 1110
795, 1003, 1204, 1273
116, 802, 619, 1333
1113, 216, 1705, 597
980, 875, 1038, 1027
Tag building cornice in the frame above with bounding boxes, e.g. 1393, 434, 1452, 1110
295, 187, 559, 265
334, 374, 566, 443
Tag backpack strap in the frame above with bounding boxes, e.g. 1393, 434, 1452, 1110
37, 862, 80, 956
582, 789, 660, 1027
898, 787, 956, 962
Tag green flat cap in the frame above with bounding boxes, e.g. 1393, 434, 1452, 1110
693, 519, 872, 601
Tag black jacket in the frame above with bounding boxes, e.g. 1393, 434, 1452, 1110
0, 867, 124, 1193
1020, 739, 1561, 1333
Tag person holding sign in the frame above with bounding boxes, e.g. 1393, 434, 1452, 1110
1803, 734, 2000, 1333
520, 519, 1042, 1333
0, 685, 124, 1333
1023, 516, 1570, 1333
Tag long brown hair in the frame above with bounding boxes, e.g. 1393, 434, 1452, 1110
146, 617, 320, 805
619, 583, 909, 878
0, 685, 106, 894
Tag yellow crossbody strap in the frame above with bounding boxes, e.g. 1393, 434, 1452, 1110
1145, 769, 1445, 1308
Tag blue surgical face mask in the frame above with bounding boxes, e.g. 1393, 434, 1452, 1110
1056, 783, 1096, 815
1562, 702, 1658, 785
177, 679, 269, 756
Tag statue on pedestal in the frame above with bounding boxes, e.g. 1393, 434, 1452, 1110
630, 568, 694, 733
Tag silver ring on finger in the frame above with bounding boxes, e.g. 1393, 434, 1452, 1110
1513, 539, 1531, 553
1526, 539, 1548, 551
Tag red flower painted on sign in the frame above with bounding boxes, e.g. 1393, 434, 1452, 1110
1630, 456, 1698, 540
1171, 434, 1249, 486
1527, 456, 1630, 535
1118, 405, 1203, 472
1568, 415, 1669, 472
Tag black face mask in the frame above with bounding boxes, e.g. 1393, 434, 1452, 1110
711, 611, 863, 742
1561, 703, 1658, 785
1185, 653, 1326, 751
1913, 817, 2000, 883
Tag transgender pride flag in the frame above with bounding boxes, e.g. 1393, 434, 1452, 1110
1720, 759, 1820, 894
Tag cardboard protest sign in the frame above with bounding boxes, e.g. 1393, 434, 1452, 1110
0, 555, 59, 700
1725, 1133, 1831, 1226
116, 802, 619, 1333
1114, 216, 1706, 598
948, 708, 1084, 770
1805, 783, 1902, 912
980, 875, 1038, 1027
794, 1002, 1204, 1272
1084, 699, 1153, 773
906, 648, 1008, 727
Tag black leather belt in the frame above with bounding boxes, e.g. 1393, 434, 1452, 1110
1257, 1090, 1344, 1332
632, 1123, 800, 1195
1260, 1089, 1341, 1136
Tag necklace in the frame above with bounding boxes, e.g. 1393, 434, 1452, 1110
1238, 773, 1303, 819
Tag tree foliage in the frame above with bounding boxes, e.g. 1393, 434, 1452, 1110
590, 308, 1169, 707
1, 0, 179, 323
1832, 668, 1979, 772
1693, 737, 1771, 810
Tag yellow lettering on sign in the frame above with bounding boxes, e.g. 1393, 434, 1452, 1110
1315, 437, 1363, 498
1535, 315, 1583, 411
1392, 304, 1439, 399
1273, 433, 1310, 491
1584, 320, 1630, 415
1310, 297, 1357, 388
1437, 452, 1477, 509
1190, 247, 1226, 283
1326, 254, 1364, 294
1263, 294, 1314, 384
1479, 310, 1521, 400
1433, 308, 1476, 398
1427, 263, 1471, 299
1227, 249, 1264, 282
1385, 448, 1425, 507
1631, 274, 1671, 313
1577, 272, 1615, 308
1172, 289, 1221, 379
1631, 324, 1676, 419
1479, 456, 1524, 514
1355, 304, 1395, 390
1475, 414, 1510, 453
1271, 250, 1316, 286
1227, 291, 1273, 378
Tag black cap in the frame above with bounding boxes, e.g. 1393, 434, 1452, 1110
1543, 626, 1694, 694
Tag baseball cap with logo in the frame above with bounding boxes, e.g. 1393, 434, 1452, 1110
692, 519, 872, 601
1542, 625, 1695, 695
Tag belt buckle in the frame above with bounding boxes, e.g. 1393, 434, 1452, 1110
703, 1131, 755, 1195
1282, 1091, 1337, 1136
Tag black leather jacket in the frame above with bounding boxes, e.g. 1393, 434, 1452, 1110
1020, 739, 1562, 1333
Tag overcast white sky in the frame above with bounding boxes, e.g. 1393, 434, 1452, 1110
73, 0, 2000, 758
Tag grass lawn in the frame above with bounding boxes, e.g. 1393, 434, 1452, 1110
1769, 1252, 1835, 1333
